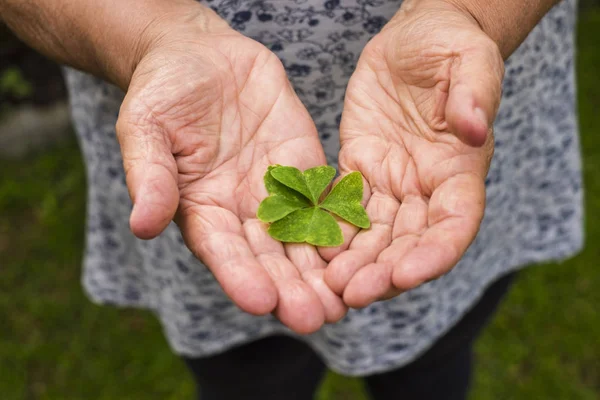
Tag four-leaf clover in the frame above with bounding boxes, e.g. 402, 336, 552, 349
257, 165, 370, 246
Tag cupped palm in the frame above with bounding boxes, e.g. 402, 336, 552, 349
118, 26, 344, 333
324, 3, 504, 307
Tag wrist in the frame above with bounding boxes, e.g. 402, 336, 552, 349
387, 0, 524, 59
438, 0, 509, 58
382, 0, 496, 54
436, 0, 560, 59
0, 0, 231, 91
108, 2, 231, 89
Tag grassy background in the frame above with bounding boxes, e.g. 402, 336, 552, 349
1, 9, 599, 400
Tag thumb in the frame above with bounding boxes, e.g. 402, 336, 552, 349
445, 41, 504, 147
116, 111, 179, 240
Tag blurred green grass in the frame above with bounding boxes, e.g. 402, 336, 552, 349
1, 9, 600, 400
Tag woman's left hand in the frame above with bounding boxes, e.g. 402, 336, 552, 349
323, 0, 504, 307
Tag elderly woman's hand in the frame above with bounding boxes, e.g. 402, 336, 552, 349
323, 0, 504, 307
117, 7, 347, 333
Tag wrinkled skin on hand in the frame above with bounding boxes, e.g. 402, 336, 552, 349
323, 0, 504, 308
117, 16, 346, 334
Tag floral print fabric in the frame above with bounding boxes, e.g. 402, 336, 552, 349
64, 0, 582, 375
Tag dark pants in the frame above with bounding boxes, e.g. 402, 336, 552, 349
183, 273, 515, 400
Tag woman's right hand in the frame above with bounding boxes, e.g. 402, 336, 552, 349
116, 7, 346, 333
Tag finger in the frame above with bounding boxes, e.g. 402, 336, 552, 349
390, 194, 429, 239
392, 173, 485, 290
343, 262, 392, 309
302, 269, 348, 323
316, 220, 359, 261
343, 235, 418, 308
339, 193, 427, 306
317, 173, 372, 261
245, 220, 325, 334
178, 207, 278, 316
286, 243, 328, 271
271, 277, 325, 334
446, 42, 504, 147
116, 110, 179, 240
285, 243, 346, 324
324, 192, 399, 295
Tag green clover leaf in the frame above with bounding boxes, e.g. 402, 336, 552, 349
257, 165, 371, 246
257, 165, 311, 222
268, 207, 343, 247
320, 171, 370, 229
270, 165, 336, 204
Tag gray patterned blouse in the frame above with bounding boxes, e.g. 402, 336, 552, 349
63, 0, 583, 375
